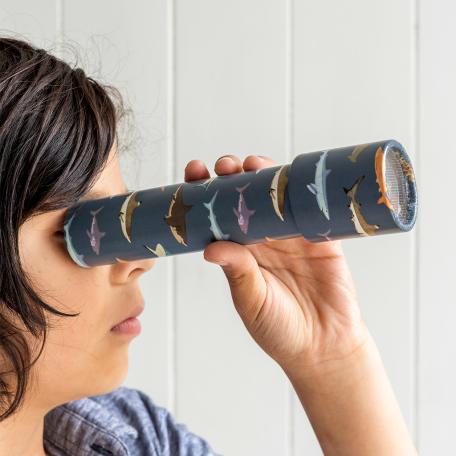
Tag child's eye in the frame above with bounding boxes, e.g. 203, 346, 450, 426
55, 230, 65, 237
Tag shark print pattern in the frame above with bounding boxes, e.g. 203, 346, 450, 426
193, 176, 217, 191
86, 207, 106, 255
347, 143, 369, 163
374, 146, 394, 210
164, 184, 193, 247
343, 175, 380, 236
233, 183, 256, 235
61, 139, 417, 267
143, 243, 170, 257
268, 164, 289, 222
64, 212, 90, 268
306, 150, 332, 220
317, 228, 332, 241
119, 192, 141, 243
203, 190, 230, 241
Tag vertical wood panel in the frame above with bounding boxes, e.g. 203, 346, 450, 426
174, 1, 290, 454
293, 1, 417, 453
418, 0, 455, 453
63, 0, 173, 410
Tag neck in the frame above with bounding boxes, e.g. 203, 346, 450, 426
0, 401, 48, 456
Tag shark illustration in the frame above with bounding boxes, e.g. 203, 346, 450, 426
306, 150, 332, 220
119, 192, 141, 243
164, 184, 193, 247
143, 243, 169, 257
203, 190, 230, 241
115, 257, 131, 263
374, 146, 394, 211
343, 175, 380, 236
316, 228, 332, 241
64, 212, 90, 268
347, 143, 369, 164
233, 182, 256, 235
268, 164, 289, 222
193, 176, 217, 191
86, 206, 106, 255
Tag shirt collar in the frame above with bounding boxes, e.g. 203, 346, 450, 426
43, 395, 137, 455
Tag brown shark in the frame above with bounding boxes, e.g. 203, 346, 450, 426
164, 184, 193, 246
119, 192, 141, 243
268, 164, 289, 222
347, 143, 369, 164
144, 243, 169, 257
343, 175, 380, 236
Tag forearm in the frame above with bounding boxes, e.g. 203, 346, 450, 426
281, 331, 417, 455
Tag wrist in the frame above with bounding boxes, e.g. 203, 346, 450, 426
280, 320, 374, 387
284, 331, 378, 390
282, 329, 417, 455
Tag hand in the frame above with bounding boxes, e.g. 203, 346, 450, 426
184, 154, 369, 375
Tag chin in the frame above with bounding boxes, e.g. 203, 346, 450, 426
79, 356, 130, 399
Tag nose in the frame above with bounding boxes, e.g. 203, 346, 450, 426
111, 256, 156, 284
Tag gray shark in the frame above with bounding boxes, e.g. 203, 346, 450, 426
316, 227, 332, 241
86, 206, 106, 255
203, 190, 230, 241
306, 150, 332, 220
233, 182, 255, 235
64, 212, 90, 268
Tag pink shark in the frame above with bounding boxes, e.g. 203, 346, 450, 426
86, 206, 106, 255
233, 183, 256, 235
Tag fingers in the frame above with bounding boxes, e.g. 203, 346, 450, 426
214, 154, 277, 175
185, 154, 278, 182
213, 154, 244, 176
184, 159, 210, 183
243, 155, 277, 170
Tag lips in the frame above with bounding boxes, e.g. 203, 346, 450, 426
111, 301, 145, 329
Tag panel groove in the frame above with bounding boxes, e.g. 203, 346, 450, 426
167, 0, 177, 417
413, 0, 421, 449
285, 0, 295, 455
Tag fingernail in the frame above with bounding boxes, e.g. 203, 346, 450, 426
217, 157, 233, 164
216, 155, 233, 164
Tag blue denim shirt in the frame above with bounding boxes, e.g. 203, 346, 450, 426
43, 386, 222, 455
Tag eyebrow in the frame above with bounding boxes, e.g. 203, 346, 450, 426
78, 187, 131, 202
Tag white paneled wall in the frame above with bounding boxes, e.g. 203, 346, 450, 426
292, 2, 417, 452
0, 0, 449, 454
418, 0, 455, 453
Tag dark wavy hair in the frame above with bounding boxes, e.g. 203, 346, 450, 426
0, 35, 131, 420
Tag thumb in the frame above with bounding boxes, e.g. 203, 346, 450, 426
203, 241, 267, 325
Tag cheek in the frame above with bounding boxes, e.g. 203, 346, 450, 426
19, 218, 130, 402
34, 280, 128, 404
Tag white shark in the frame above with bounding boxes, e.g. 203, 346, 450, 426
63, 212, 90, 268
306, 150, 332, 220
203, 190, 230, 241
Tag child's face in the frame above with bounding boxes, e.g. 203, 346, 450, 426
14, 144, 155, 412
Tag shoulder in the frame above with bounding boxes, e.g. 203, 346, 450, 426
44, 386, 222, 456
